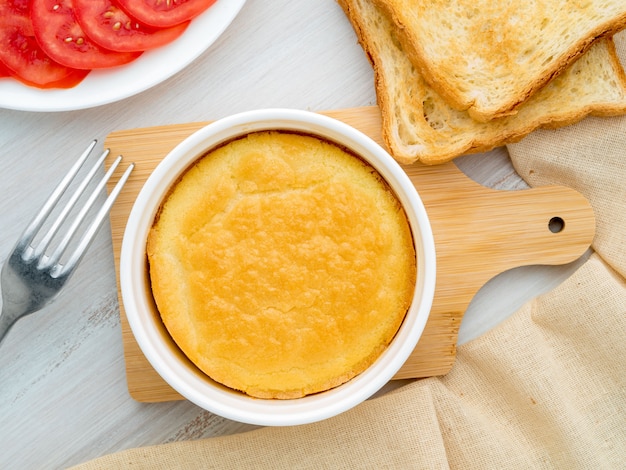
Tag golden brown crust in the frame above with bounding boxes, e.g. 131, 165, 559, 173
147, 131, 416, 399
339, 0, 626, 164
370, 0, 626, 121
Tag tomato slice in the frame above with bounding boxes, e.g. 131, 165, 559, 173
9, 67, 89, 89
73, 0, 188, 52
0, 0, 89, 88
0, 61, 12, 77
30, 0, 141, 69
116, 0, 216, 28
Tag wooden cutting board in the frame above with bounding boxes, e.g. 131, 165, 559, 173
104, 106, 595, 403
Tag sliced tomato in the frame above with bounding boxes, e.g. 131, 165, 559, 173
116, 0, 216, 28
0, 0, 89, 88
0, 0, 30, 27
30, 0, 141, 69
0, 61, 11, 77
73, 0, 188, 52
12, 67, 89, 89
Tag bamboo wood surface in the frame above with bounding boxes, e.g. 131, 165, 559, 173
104, 106, 595, 401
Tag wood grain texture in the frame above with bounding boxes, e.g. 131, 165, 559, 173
104, 106, 595, 400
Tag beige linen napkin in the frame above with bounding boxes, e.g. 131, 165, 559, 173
73, 34, 626, 469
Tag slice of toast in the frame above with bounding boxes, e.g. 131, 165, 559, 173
371, 0, 626, 122
339, 0, 626, 165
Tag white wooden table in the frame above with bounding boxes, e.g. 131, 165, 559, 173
0, 1, 586, 468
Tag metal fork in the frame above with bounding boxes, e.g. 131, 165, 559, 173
0, 140, 134, 345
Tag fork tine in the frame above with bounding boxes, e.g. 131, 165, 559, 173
55, 161, 135, 278
36, 152, 119, 271
30, 148, 111, 262
51, 161, 134, 279
38, 154, 129, 273
18, 140, 98, 256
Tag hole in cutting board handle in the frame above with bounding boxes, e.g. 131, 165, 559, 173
549, 216, 565, 233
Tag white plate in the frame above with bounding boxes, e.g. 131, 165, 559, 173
0, 0, 247, 112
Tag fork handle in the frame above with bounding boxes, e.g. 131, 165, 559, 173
0, 254, 52, 345
0, 287, 29, 345
0, 306, 19, 346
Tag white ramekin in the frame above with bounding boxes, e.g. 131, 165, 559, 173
120, 108, 436, 426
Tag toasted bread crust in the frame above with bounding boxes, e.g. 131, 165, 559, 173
370, 0, 626, 122
339, 0, 626, 164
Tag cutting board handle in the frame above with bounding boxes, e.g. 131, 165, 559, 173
394, 162, 595, 378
